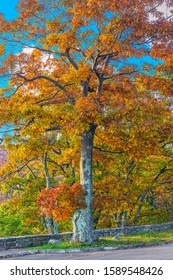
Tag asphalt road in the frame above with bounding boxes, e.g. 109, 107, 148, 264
8, 243, 173, 260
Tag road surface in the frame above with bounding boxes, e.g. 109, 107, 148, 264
8, 243, 173, 260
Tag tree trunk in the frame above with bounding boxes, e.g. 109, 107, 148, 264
133, 188, 149, 225
72, 123, 96, 243
42, 153, 52, 190
42, 153, 53, 234
53, 220, 58, 234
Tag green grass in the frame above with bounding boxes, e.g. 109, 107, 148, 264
28, 229, 173, 250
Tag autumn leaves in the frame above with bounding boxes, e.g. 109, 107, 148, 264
0, 0, 173, 242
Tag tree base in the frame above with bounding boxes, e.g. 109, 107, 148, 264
71, 209, 94, 244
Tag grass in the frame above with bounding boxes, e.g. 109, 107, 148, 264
28, 229, 173, 250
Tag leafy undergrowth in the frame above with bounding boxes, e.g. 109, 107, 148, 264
28, 229, 173, 250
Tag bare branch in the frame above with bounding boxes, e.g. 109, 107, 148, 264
45, 126, 61, 132
115, 70, 139, 76
73, 47, 86, 58
152, 160, 173, 183
0, 35, 65, 57
9, 83, 25, 97
53, 149, 61, 155
0, 158, 38, 182
26, 164, 37, 179
146, 4, 161, 14
125, 160, 135, 182
47, 158, 66, 174
93, 146, 124, 154
16, 74, 67, 92
98, 51, 119, 58
162, 140, 173, 148
65, 48, 78, 70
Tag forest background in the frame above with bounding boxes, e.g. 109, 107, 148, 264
0, 0, 173, 243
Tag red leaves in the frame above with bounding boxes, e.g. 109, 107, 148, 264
37, 183, 85, 221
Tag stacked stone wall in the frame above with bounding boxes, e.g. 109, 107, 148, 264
1, 222, 173, 250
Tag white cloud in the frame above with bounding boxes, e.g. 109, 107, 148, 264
149, 1, 172, 21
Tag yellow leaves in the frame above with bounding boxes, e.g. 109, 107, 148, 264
58, 32, 76, 51
75, 96, 99, 124
99, 33, 114, 45
62, 61, 91, 84
0, 44, 5, 56
77, 61, 91, 79
31, 49, 42, 59
114, 17, 119, 24
135, 78, 146, 92
85, 47, 95, 58
44, 33, 59, 47
44, 32, 76, 50
46, 20, 61, 32
61, 148, 77, 163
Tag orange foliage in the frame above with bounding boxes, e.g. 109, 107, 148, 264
0, 0, 173, 234
37, 183, 85, 221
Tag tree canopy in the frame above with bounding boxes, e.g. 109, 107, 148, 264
0, 0, 173, 242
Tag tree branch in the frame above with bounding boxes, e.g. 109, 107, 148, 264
45, 125, 61, 132
0, 158, 38, 182
93, 146, 124, 154
65, 48, 78, 70
0, 35, 65, 57
16, 74, 67, 92
152, 160, 173, 183
26, 164, 37, 179
47, 158, 66, 174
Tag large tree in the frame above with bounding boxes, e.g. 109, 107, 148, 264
0, 0, 173, 242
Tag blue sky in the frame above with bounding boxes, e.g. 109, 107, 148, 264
0, 1, 161, 73
0, 2, 19, 136
0, 0, 163, 137
0, 1, 18, 20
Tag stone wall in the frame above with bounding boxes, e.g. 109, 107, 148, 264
1, 222, 173, 250
0, 232, 73, 251
94, 222, 173, 238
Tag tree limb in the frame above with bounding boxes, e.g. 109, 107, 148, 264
93, 146, 124, 154
16, 74, 67, 92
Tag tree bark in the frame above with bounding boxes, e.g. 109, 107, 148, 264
42, 153, 53, 234
72, 123, 96, 243
133, 188, 149, 225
